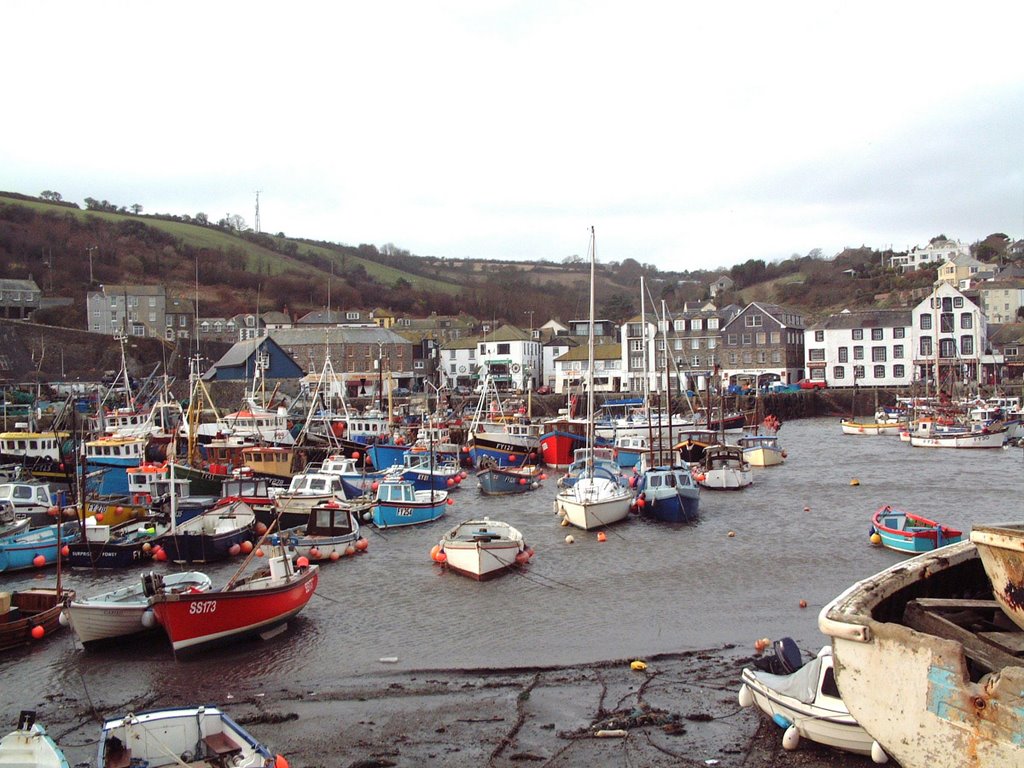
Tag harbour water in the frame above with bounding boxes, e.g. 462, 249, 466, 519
1, 416, 1022, 760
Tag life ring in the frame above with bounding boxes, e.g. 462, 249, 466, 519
459, 365, 466, 373
511, 363, 521, 373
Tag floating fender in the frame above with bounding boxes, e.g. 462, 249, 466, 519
870, 741, 889, 764
737, 683, 753, 708
782, 724, 800, 750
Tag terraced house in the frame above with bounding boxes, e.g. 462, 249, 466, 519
719, 302, 805, 388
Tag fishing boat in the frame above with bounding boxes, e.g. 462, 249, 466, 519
98, 705, 281, 768
869, 505, 963, 554
0, 711, 68, 768
66, 515, 171, 570
83, 435, 148, 496
630, 464, 700, 523
0, 478, 60, 528
735, 434, 786, 467
370, 477, 448, 528
738, 643, 888, 762
0, 521, 82, 573
270, 469, 349, 529
476, 457, 544, 496
818, 538, 1024, 768
148, 551, 319, 657
694, 444, 753, 490
63, 570, 212, 648
840, 409, 905, 436
397, 450, 464, 492
434, 518, 531, 580
154, 499, 256, 564
552, 228, 632, 531
274, 499, 368, 562
673, 430, 720, 464
907, 418, 1007, 449
557, 447, 626, 489
0, 427, 75, 484
0, 500, 30, 541
238, 445, 296, 489
971, 522, 1024, 632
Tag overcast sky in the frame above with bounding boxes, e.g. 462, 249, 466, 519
5, 2, 1024, 272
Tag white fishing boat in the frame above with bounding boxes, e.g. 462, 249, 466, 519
735, 434, 785, 467
695, 444, 753, 490
63, 570, 212, 648
907, 417, 1007, 449
0, 711, 68, 768
739, 643, 888, 762
98, 705, 281, 768
819, 538, 1024, 767
552, 228, 632, 531
434, 518, 531, 581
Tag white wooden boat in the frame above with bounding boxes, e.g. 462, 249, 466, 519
435, 518, 530, 580
840, 412, 904, 436
819, 539, 1024, 767
971, 522, 1024, 632
739, 645, 888, 762
907, 418, 1006, 449
0, 711, 68, 768
735, 434, 785, 466
695, 444, 753, 489
63, 570, 212, 648
98, 705, 280, 768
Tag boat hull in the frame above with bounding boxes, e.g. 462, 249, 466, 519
554, 478, 632, 530
840, 419, 903, 436
149, 563, 318, 656
371, 499, 447, 528
0, 721, 68, 768
438, 519, 528, 580
476, 467, 542, 496
909, 430, 1006, 448
870, 506, 963, 554
0, 588, 74, 653
971, 522, 1024, 633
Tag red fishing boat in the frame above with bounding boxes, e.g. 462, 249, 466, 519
148, 552, 318, 657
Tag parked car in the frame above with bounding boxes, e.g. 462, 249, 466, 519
393, 387, 411, 397
798, 379, 827, 390
535, 385, 552, 395
454, 385, 471, 396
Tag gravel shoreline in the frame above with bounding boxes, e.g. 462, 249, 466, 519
17, 644, 876, 767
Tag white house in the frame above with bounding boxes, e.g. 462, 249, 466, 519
910, 283, 986, 390
889, 238, 970, 273
551, 338, 622, 394
439, 324, 542, 394
804, 309, 913, 387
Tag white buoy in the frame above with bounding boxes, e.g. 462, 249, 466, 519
141, 609, 156, 629
782, 724, 800, 751
58, 611, 69, 627
565, 534, 575, 544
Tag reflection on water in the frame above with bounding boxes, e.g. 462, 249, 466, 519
2, 417, 1022, 722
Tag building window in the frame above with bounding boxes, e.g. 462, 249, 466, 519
960, 313, 973, 329
741, 333, 752, 345
940, 313, 954, 333
961, 336, 974, 356
745, 315, 763, 327
939, 339, 956, 358
707, 318, 719, 330
893, 344, 904, 359
853, 346, 864, 360
771, 350, 781, 363
853, 365, 865, 380
708, 338, 717, 349
691, 319, 703, 331
893, 327, 905, 339
871, 328, 883, 341
872, 347, 887, 362
852, 329, 863, 340
893, 364, 905, 378
770, 332, 780, 344
832, 366, 846, 380
920, 337, 932, 356
838, 347, 849, 363
756, 332, 766, 345
953, 296, 963, 308
873, 365, 885, 379
814, 330, 824, 342
920, 315, 932, 330
727, 334, 737, 345
809, 349, 826, 362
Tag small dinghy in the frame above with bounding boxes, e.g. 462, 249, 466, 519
0, 711, 68, 768
739, 637, 888, 763
433, 518, 532, 580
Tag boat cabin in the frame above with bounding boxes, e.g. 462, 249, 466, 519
284, 472, 345, 497
320, 455, 360, 476
0, 431, 67, 462
306, 502, 357, 537
376, 481, 417, 504
0, 479, 55, 512
241, 446, 295, 479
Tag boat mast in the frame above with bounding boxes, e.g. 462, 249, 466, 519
585, 226, 596, 478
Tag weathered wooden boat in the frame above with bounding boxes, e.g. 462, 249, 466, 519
0, 711, 68, 768
736, 433, 786, 467
971, 522, 1024, 633
631, 464, 700, 523
98, 705, 280, 768
434, 518, 531, 580
695, 444, 752, 490
0, 521, 82, 573
819, 538, 1024, 768
370, 478, 448, 528
148, 553, 318, 657
0, 587, 75, 653
869, 505, 963, 554
673, 430, 720, 464
274, 499, 368, 562
63, 570, 212, 648
154, 499, 255, 564
476, 458, 544, 496
739, 643, 888, 762
66, 515, 171, 569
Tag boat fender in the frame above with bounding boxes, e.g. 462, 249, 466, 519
870, 741, 889, 764
782, 724, 800, 750
737, 683, 753, 708
772, 713, 792, 729
141, 609, 156, 628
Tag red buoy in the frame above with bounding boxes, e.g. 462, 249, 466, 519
33, 555, 46, 568
31, 625, 45, 640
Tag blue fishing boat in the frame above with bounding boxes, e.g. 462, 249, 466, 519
83, 435, 147, 496
476, 458, 544, 496
370, 478, 448, 529
399, 450, 463, 491
0, 521, 82, 573
367, 441, 410, 471
869, 505, 962, 554
631, 465, 700, 523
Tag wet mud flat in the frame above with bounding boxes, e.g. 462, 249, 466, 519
30, 644, 874, 768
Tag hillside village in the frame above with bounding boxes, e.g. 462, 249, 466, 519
1, 232, 1022, 399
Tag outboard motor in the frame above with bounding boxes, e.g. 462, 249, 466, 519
753, 636, 803, 675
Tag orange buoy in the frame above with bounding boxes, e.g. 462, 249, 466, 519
255, 548, 265, 558
436, 551, 448, 564
447, 478, 455, 487
95, 512, 104, 523
115, 506, 124, 514
229, 543, 241, 557
309, 548, 321, 560
508, 454, 516, 462
446, 498, 454, 505
330, 551, 341, 561
60, 545, 70, 557
48, 506, 59, 517
355, 538, 369, 551
240, 540, 254, 554
31, 625, 45, 640
154, 548, 168, 562
296, 556, 310, 568
430, 544, 441, 561
33, 555, 46, 568
799, 599, 808, 609
274, 754, 289, 768
256, 522, 268, 535
352, 451, 361, 461
597, 531, 607, 542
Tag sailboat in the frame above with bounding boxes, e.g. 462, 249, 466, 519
553, 228, 632, 531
